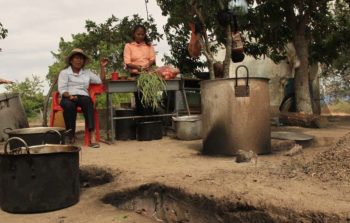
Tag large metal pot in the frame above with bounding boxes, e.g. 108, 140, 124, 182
201, 65, 271, 155
0, 137, 80, 213
3, 127, 68, 149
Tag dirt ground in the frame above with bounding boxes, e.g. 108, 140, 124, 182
1, 116, 350, 223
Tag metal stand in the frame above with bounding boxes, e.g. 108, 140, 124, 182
105, 79, 190, 143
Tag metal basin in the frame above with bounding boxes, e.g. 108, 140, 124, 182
172, 115, 202, 140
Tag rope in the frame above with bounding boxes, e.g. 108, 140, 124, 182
144, 0, 149, 21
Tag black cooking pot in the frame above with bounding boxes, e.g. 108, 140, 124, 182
115, 109, 137, 140
0, 137, 80, 213
3, 127, 69, 149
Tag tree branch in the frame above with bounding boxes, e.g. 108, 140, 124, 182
190, 1, 216, 79
282, 0, 297, 36
217, 0, 232, 78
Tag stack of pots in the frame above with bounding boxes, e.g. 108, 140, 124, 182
3, 127, 67, 149
0, 127, 81, 213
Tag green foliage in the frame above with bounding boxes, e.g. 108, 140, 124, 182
0, 22, 8, 40
162, 24, 206, 76
5, 75, 44, 118
157, 0, 230, 79
156, 0, 349, 113
158, 0, 348, 67
136, 71, 166, 110
243, 0, 349, 67
327, 101, 350, 114
324, 0, 349, 68
0, 22, 8, 52
95, 93, 133, 109
319, 1, 350, 101
243, 1, 291, 60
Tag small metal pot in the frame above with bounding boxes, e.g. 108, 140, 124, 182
172, 115, 202, 140
3, 127, 69, 149
0, 137, 80, 213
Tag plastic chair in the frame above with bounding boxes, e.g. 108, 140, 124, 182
49, 84, 105, 146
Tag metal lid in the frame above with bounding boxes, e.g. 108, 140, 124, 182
0, 144, 81, 155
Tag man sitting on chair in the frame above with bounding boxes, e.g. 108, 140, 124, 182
58, 48, 108, 148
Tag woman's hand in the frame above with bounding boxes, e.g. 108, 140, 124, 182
100, 58, 109, 68
142, 61, 155, 71
145, 60, 156, 71
99, 58, 108, 81
69, 95, 78, 101
63, 92, 77, 101
142, 65, 150, 71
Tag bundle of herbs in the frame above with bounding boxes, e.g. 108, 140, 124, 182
136, 70, 167, 110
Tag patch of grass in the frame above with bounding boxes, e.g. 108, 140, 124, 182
28, 114, 43, 126
326, 101, 350, 114
95, 93, 132, 109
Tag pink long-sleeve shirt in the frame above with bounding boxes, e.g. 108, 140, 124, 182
123, 41, 156, 73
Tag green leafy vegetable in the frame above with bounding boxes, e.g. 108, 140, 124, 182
136, 71, 167, 110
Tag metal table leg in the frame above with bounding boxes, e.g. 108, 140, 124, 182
181, 79, 191, 116
107, 92, 115, 143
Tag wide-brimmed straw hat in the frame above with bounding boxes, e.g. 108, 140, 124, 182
65, 48, 91, 65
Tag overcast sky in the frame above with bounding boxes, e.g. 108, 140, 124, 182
0, 0, 169, 93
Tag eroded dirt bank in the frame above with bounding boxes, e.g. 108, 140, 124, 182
0, 117, 350, 222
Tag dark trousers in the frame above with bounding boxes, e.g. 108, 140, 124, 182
134, 92, 156, 116
60, 95, 94, 138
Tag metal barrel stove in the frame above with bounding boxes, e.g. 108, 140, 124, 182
201, 65, 271, 155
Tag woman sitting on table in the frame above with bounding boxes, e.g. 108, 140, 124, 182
58, 48, 108, 148
123, 24, 157, 115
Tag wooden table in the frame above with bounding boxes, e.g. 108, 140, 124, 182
105, 79, 190, 143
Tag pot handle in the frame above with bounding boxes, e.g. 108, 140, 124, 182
234, 65, 250, 97
3, 127, 13, 134
43, 129, 63, 144
4, 137, 30, 154
63, 129, 72, 135
234, 65, 249, 87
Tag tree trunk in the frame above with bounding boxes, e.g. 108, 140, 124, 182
279, 112, 320, 128
293, 34, 313, 114
309, 63, 321, 115
217, 0, 232, 78
192, 4, 215, 79
223, 24, 232, 78
197, 30, 215, 79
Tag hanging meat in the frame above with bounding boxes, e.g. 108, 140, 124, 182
230, 14, 245, 63
188, 23, 202, 58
